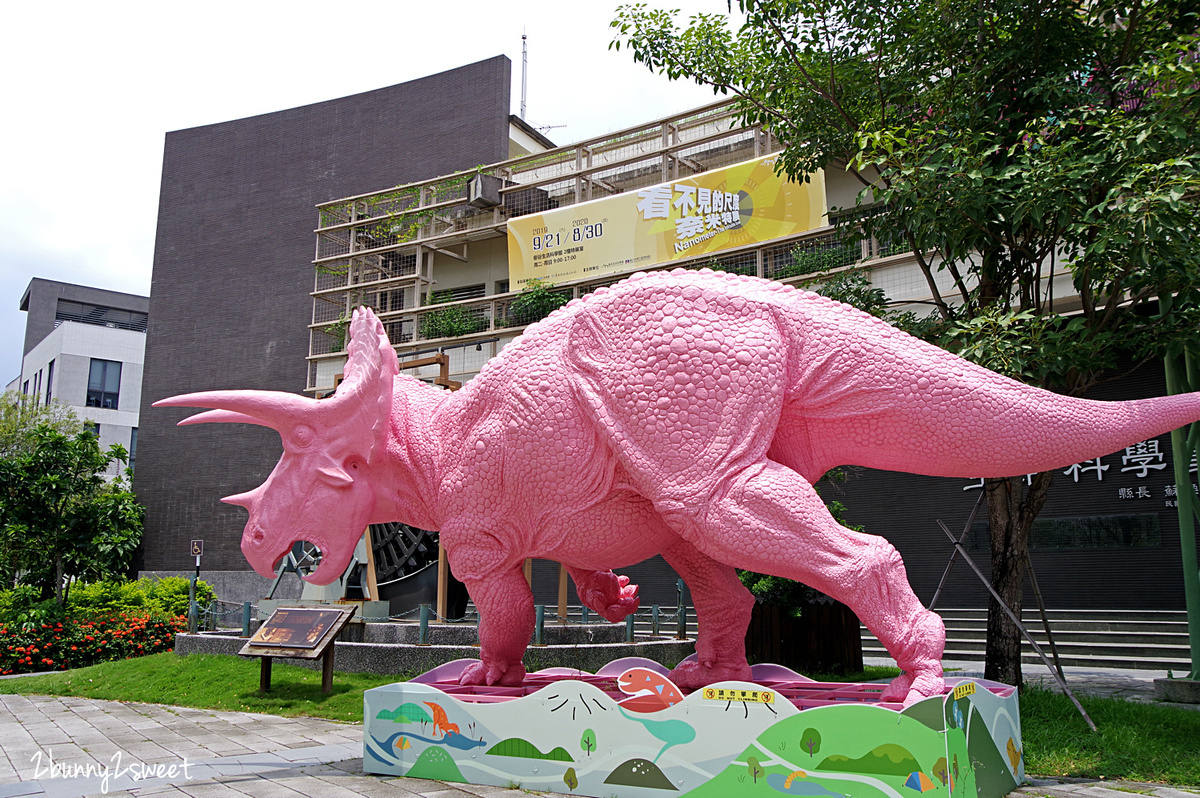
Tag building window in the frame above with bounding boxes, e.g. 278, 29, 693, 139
55, 299, 148, 332
85, 422, 100, 438
495, 280, 510, 295
971, 514, 1162, 550
427, 283, 486, 304
129, 427, 137, 474
32, 370, 41, 406
46, 360, 54, 404
87, 359, 122, 409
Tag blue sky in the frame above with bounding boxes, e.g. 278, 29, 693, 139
0, 0, 735, 384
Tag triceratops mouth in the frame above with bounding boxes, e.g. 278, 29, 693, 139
271, 540, 324, 577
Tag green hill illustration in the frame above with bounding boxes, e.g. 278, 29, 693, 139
376, 702, 433, 724
486, 737, 574, 762
406, 746, 464, 782
817, 743, 921, 776
605, 758, 677, 790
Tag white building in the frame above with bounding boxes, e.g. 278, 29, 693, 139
11, 278, 148, 474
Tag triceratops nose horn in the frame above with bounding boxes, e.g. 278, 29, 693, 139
221, 490, 259, 510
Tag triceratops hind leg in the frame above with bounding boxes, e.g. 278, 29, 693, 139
657, 458, 945, 706
660, 539, 754, 689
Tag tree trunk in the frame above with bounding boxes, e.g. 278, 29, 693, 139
53, 555, 65, 605
982, 472, 1052, 688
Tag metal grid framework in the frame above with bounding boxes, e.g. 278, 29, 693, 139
308, 99, 909, 392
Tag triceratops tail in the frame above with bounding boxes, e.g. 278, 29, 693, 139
925, 389, 1200, 478
783, 300, 1200, 480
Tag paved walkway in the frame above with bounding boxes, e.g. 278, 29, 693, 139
0, 665, 1195, 798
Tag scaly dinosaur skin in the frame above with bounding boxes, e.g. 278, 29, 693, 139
157, 269, 1200, 705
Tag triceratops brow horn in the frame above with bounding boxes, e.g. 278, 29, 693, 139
153, 390, 320, 432
177, 409, 273, 428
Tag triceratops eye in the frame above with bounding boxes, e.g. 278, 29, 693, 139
291, 424, 315, 448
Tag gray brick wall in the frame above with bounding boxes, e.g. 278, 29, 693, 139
136, 57, 512, 572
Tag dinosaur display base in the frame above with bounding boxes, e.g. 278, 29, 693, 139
363, 658, 1024, 798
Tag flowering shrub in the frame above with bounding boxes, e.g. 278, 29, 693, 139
0, 613, 186, 675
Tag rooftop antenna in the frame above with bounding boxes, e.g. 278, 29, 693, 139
521, 31, 528, 120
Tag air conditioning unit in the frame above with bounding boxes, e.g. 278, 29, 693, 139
467, 173, 503, 208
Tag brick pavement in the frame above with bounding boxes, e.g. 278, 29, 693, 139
2, 669, 1196, 798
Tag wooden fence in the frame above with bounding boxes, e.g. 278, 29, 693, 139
745, 601, 864, 674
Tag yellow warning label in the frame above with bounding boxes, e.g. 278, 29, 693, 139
702, 687, 775, 704
952, 682, 977, 700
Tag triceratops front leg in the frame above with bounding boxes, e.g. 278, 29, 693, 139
566, 566, 641, 623
456, 564, 532, 686
660, 538, 754, 688
445, 533, 533, 686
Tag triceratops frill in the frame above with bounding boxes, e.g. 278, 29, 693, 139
156, 269, 1200, 705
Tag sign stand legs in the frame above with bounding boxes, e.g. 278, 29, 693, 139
322, 648, 335, 695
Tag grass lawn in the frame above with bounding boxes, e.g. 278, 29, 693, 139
0, 653, 404, 722
1021, 685, 1200, 785
2, 655, 1197, 784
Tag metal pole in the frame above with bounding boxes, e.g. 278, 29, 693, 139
652, 605, 660, 636
1024, 552, 1065, 683
419, 603, 430, 645
535, 604, 545, 645
187, 575, 197, 635
1166, 349, 1200, 680
241, 601, 251, 637
520, 33, 528, 120
625, 614, 635, 643
930, 491, 985, 611
676, 579, 687, 639
936, 520, 1097, 731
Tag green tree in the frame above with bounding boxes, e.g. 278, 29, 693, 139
0, 425, 144, 601
0, 391, 82, 458
580, 727, 596, 756
746, 755, 765, 783
801, 727, 822, 757
614, 0, 1200, 686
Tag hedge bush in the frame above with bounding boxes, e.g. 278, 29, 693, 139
69, 577, 214, 618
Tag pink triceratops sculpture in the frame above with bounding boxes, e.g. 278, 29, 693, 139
157, 269, 1200, 705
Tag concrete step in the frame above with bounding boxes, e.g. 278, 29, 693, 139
932, 628, 1189, 646
935, 608, 1188, 623
863, 608, 1194, 671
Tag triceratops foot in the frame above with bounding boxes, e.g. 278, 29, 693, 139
879, 664, 945, 707
878, 608, 946, 706
576, 570, 640, 623
459, 659, 526, 687
669, 658, 753, 690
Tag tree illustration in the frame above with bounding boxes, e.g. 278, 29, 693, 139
563, 767, 578, 791
580, 728, 596, 756
801, 728, 822, 757
933, 757, 949, 786
746, 756, 765, 783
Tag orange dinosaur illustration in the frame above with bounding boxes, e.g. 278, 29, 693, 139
423, 701, 460, 738
617, 667, 685, 712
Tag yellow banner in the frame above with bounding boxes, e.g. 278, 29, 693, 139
506, 155, 826, 287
